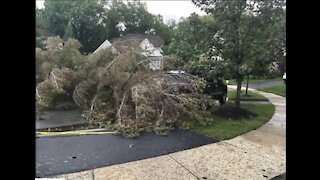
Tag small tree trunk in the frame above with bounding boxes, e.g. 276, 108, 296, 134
245, 73, 249, 95
90, 95, 98, 110
235, 76, 242, 109
116, 94, 126, 125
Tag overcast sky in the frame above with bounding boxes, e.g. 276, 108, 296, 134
36, 0, 206, 23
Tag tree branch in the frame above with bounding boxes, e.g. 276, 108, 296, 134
36, 87, 41, 100
90, 95, 98, 110
116, 94, 126, 125
51, 71, 59, 89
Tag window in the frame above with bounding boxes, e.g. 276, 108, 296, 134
150, 58, 161, 70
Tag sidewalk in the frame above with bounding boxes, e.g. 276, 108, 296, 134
52, 90, 286, 180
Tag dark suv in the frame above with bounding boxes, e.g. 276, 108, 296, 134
166, 71, 228, 104
203, 79, 228, 104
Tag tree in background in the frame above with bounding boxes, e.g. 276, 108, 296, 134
163, 13, 215, 63
258, 0, 286, 76
192, 0, 286, 108
36, 8, 47, 48
41, 0, 173, 53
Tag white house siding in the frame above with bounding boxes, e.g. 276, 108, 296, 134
148, 57, 163, 70
93, 39, 118, 54
139, 38, 163, 70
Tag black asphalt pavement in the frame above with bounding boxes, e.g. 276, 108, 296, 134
36, 130, 216, 177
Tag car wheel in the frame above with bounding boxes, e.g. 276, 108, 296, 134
219, 93, 227, 105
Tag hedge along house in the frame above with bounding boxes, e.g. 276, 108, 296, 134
110, 33, 165, 70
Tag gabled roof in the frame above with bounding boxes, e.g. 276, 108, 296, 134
111, 39, 141, 54
140, 38, 162, 57
93, 39, 118, 54
110, 33, 164, 47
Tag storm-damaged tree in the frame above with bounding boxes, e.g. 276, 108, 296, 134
36, 36, 215, 137
36, 37, 84, 118
72, 44, 214, 137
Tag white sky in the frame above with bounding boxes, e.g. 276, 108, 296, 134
36, 0, 206, 23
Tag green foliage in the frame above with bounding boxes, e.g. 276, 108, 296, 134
257, 85, 286, 97
63, 20, 75, 41
185, 47, 229, 81
36, 67, 77, 107
188, 103, 275, 140
191, 0, 286, 107
163, 55, 185, 71
36, 37, 85, 109
163, 13, 215, 62
41, 0, 173, 53
228, 90, 268, 101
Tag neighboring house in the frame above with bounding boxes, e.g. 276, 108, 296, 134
93, 33, 165, 70
139, 38, 163, 70
110, 33, 165, 70
93, 39, 118, 54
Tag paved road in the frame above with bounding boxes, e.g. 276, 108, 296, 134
36, 130, 216, 177
228, 80, 284, 91
242, 80, 284, 89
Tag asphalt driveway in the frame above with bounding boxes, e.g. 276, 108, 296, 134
36, 130, 216, 177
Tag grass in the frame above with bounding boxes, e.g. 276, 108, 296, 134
257, 85, 286, 97
228, 77, 282, 85
228, 90, 268, 101
188, 103, 275, 140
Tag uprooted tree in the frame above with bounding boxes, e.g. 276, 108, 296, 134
36, 37, 215, 137
73, 47, 215, 137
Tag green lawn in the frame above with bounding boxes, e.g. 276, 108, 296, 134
228, 77, 282, 85
188, 103, 275, 140
228, 90, 268, 101
257, 85, 286, 97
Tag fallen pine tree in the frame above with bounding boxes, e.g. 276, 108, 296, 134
37, 38, 215, 137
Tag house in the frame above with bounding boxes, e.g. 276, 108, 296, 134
110, 33, 165, 70
93, 39, 118, 54
139, 38, 163, 70
93, 34, 165, 70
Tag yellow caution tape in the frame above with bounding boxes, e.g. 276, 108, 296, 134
36, 131, 117, 136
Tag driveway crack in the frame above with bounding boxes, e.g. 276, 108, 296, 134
167, 154, 200, 180
92, 170, 95, 180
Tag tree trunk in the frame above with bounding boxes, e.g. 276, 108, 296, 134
116, 94, 126, 125
245, 73, 249, 95
235, 76, 242, 109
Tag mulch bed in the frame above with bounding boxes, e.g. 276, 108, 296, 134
213, 105, 257, 120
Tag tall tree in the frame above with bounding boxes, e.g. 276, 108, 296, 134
192, 0, 286, 108
41, 0, 173, 52
43, 0, 107, 53
163, 13, 215, 64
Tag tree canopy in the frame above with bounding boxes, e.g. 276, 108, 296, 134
37, 0, 173, 53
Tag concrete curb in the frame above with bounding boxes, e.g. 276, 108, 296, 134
36, 128, 117, 137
